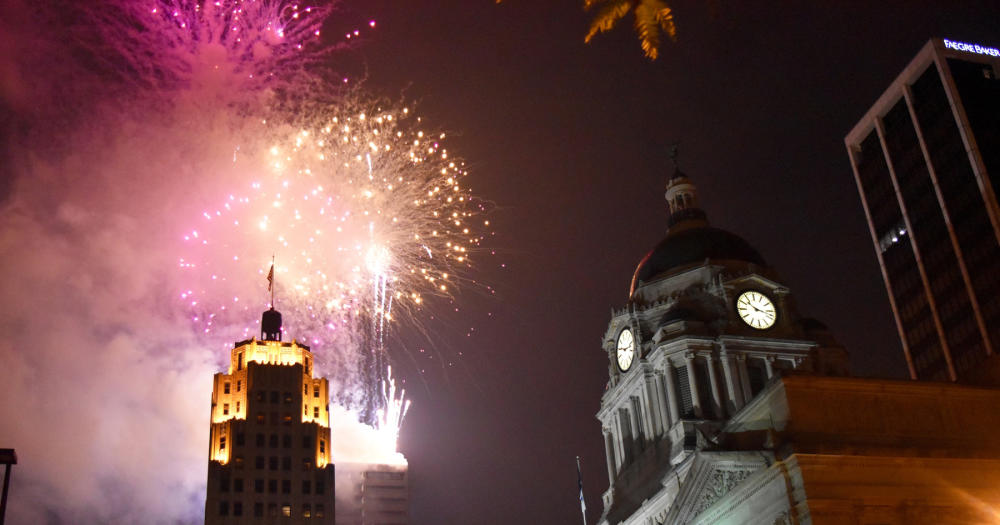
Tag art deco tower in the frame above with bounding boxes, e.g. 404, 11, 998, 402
204, 307, 336, 523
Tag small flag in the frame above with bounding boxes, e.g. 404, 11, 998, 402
267, 264, 274, 292
577, 456, 587, 519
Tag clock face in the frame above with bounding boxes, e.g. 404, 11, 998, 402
616, 328, 635, 372
736, 290, 777, 330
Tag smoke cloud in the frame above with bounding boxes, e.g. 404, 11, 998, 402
0, 1, 411, 522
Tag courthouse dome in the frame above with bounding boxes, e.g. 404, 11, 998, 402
629, 227, 766, 296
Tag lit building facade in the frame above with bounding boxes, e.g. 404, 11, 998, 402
336, 463, 409, 525
204, 308, 336, 523
845, 38, 1000, 381
595, 166, 1000, 524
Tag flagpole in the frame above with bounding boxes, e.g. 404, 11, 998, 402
577, 456, 587, 525
270, 254, 275, 308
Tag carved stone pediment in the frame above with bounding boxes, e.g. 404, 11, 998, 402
663, 451, 768, 524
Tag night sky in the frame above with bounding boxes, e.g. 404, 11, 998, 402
2, 1, 1000, 524
339, 2, 1000, 523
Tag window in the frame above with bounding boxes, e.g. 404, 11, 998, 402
315, 504, 325, 518
302, 458, 312, 470
219, 501, 229, 516
256, 391, 264, 402
284, 392, 292, 403
303, 504, 312, 518
269, 456, 278, 470
267, 503, 277, 517
282, 504, 291, 517
270, 434, 278, 448
255, 456, 265, 469
304, 405, 308, 415
304, 384, 308, 395
254, 479, 264, 493
268, 479, 277, 493
254, 502, 263, 517
315, 479, 325, 494
313, 386, 319, 398
313, 406, 319, 418
223, 403, 230, 416
270, 391, 279, 403
224, 382, 231, 394
234, 478, 243, 493
236, 401, 241, 413
234, 456, 244, 469
256, 414, 265, 424
302, 436, 312, 449
238, 353, 244, 371
219, 475, 230, 492
235, 432, 245, 447
282, 456, 291, 471
302, 480, 311, 494
282, 479, 291, 494
319, 440, 325, 454
282, 434, 291, 448
233, 502, 243, 517
219, 436, 226, 450
256, 433, 265, 447
237, 380, 242, 392
283, 414, 292, 425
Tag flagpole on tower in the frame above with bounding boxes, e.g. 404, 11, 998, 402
267, 255, 275, 308
577, 456, 588, 525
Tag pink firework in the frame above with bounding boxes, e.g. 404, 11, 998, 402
80, 0, 344, 102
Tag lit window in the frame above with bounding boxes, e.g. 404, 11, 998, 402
302, 458, 312, 470
283, 414, 292, 425
284, 392, 292, 404
234, 456, 244, 469
282, 504, 291, 517
315, 504, 324, 518
224, 382, 231, 394
256, 414, 265, 424
303, 504, 312, 518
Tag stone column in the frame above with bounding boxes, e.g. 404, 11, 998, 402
737, 354, 753, 401
663, 361, 680, 424
705, 354, 725, 419
720, 351, 744, 411
685, 352, 703, 419
764, 355, 776, 379
603, 429, 616, 483
654, 372, 670, 432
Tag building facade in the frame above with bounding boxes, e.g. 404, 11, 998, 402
845, 38, 1000, 382
205, 308, 336, 523
336, 463, 409, 525
597, 165, 1000, 524
597, 169, 849, 524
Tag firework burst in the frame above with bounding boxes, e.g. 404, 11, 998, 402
180, 101, 492, 422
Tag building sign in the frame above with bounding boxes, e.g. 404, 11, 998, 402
943, 39, 1000, 57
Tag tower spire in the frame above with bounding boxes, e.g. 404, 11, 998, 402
663, 142, 707, 230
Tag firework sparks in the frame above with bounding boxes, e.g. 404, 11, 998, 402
181, 102, 493, 424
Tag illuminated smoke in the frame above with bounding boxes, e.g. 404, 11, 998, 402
0, 1, 477, 523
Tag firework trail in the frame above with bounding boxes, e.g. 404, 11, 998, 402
180, 101, 492, 424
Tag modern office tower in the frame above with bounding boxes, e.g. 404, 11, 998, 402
204, 307, 336, 524
336, 463, 409, 525
845, 38, 1000, 382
